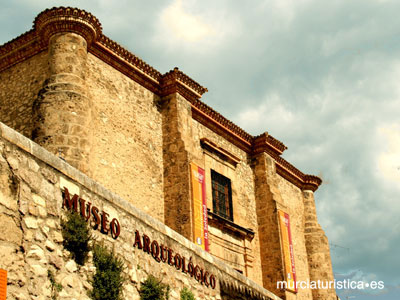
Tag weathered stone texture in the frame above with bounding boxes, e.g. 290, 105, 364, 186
0, 52, 48, 137
253, 153, 286, 298
33, 33, 93, 174
86, 54, 164, 222
303, 191, 336, 300
162, 93, 195, 239
192, 119, 263, 286
0, 125, 279, 300
0, 7, 336, 299
275, 170, 314, 300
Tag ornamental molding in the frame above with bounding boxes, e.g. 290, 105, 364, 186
34, 7, 102, 46
0, 6, 322, 192
89, 40, 162, 94
0, 30, 43, 72
272, 153, 322, 192
95, 34, 162, 82
161, 67, 208, 98
200, 138, 241, 167
190, 98, 253, 148
253, 132, 287, 156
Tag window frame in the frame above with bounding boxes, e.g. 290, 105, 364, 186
211, 169, 233, 221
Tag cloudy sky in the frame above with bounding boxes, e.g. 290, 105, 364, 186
1, 0, 399, 299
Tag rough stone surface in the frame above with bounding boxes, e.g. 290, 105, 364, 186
0, 214, 22, 244
0, 52, 48, 137
162, 94, 194, 240
33, 33, 92, 174
0, 10, 336, 299
191, 118, 263, 285
86, 54, 164, 222
303, 191, 336, 300
0, 127, 280, 300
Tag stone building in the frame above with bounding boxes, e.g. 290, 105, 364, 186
0, 7, 336, 300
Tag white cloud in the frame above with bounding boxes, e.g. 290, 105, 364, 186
160, 0, 214, 42
377, 124, 400, 186
258, 0, 312, 27
153, 0, 239, 52
237, 94, 296, 135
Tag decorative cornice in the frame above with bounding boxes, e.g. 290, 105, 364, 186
0, 30, 37, 57
0, 30, 43, 72
190, 98, 254, 151
34, 7, 102, 46
0, 6, 322, 192
302, 175, 323, 192
96, 34, 162, 82
200, 138, 241, 166
161, 67, 208, 99
253, 132, 287, 156
90, 35, 162, 93
274, 155, 322, 192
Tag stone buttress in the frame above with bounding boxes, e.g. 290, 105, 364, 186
303, 190, 336, 299
253, 152, 287, 299
160, 68, 207, 241
160, 91, 194, 240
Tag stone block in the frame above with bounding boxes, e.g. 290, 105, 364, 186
65, 260, 77, 273
45, 240, 56, 252
0, 243, 19, 268
26, 245, 46, 262
0, 191, 17, 211
32, 194, 46, 207
30, 264, 47, 277
24, 216, 39, 229
59, 177, 79, 196
0, 214, 22, 244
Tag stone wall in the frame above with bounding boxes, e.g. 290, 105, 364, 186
85, 54, 164, 222
0, 42, 165, 223
0, 51, 48, 138
0, 122, 280, 300
253, 152, 335, 300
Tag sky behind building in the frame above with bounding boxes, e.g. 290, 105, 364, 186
1, 1, 399, 299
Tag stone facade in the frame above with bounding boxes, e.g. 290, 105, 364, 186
86, 54, 164, 221
0, 7, 336, 300
0, 52, 48, 137
0, 123, 279, 300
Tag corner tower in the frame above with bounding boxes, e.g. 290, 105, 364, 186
32, 7, 102, 174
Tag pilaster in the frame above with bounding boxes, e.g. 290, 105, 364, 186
160, 67, 207, 240
161, 93, 195, 240
253, 152, 286, 299
303, 190, 336, 300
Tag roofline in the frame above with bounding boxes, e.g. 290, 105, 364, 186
0, 6, 322, 192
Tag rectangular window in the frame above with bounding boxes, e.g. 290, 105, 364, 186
211, 170, 233, 221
